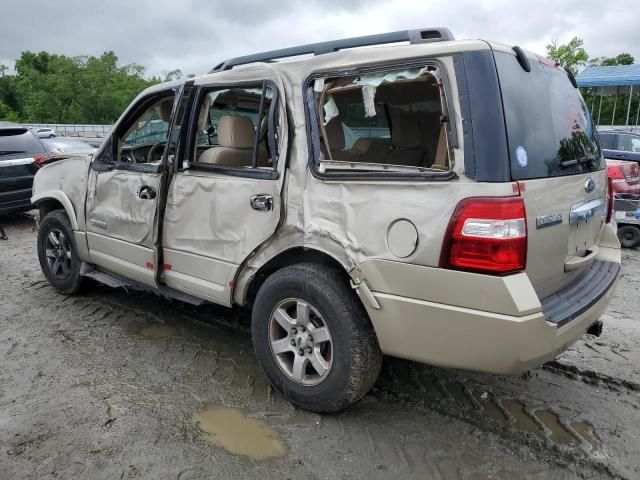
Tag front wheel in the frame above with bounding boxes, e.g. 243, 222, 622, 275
252, 263, 382, 412
618, 225, 640, 248
37, 210, 85, 294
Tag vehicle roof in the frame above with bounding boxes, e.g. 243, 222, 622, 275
138, 37, 531, 96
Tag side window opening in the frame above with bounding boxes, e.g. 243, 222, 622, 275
310, 65, 452, 174
191, 83, 278, 170
118, 94, 176, 165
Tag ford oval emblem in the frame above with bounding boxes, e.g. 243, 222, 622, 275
585, 178, 595, 193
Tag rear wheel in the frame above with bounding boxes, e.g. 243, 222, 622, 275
37, 210, 84, 294
251, 263, 382, 412
618, 225, 640, 248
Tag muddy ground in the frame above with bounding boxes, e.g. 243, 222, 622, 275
1, 213, 639, 480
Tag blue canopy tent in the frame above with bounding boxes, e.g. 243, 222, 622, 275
577, 65, 640, 129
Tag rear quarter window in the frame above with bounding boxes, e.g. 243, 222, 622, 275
494, 51, 603, 180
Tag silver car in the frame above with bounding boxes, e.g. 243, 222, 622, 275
34, 127, 57, 138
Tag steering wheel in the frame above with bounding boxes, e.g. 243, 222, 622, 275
146, 141, 166, 163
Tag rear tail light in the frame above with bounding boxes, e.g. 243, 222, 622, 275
33, 154, 52, 167
606, 176, 614, 224
440, 197, 527, 275
607, 165, 625, 182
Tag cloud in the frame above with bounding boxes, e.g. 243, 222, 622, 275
0, 0, 638, 77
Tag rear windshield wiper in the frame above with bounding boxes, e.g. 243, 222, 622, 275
559, 154, 599, 168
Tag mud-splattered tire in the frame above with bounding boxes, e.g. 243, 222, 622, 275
252, 263, 382, 413
618, 225, 640, 249
37, 210, 85, 294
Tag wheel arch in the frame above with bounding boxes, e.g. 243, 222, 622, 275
32, 191, 78, 230
239, 247, 354, 308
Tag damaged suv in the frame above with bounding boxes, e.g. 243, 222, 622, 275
32, 28, 621, 412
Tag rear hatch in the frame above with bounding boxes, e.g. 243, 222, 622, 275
493, 51, 607, 298
0, 127, 46, 196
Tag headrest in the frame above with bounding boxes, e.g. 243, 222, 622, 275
324, 116, 345, 150
391, 113, 421, 149
217, 115, 255, 149
159, 99, 173, 122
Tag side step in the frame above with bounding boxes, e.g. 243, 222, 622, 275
81, 263, 206, 306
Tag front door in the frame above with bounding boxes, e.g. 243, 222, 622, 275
162, 80, 287, 305
85, 87, 181, 287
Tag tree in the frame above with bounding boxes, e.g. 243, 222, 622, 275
546, 37, 589, 75
591, 53, 635, 67
164, 69, 183, 82
0, 50, 164, 124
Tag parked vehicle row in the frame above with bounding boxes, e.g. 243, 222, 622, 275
601, 130, 640, 247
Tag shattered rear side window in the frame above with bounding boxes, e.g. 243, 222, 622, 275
310, 65, 452, 175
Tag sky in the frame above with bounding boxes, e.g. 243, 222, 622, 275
1, 0, 638, 78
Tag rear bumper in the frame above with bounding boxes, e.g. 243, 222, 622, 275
0, 188, 33, 214
356, 248, 621, 375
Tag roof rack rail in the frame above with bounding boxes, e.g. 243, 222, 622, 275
209, 27, 454, 73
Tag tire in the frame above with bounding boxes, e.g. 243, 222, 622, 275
37, 210, 85, 294
49, 134, 55, 138
618, 225, 640, 248
252, 263, 382, 413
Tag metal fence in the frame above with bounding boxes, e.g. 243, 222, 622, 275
24, 123, 112, 138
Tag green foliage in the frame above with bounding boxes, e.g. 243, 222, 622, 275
0, 51, 164, 124
546, 37, 589, 75
591, 53, 636, 67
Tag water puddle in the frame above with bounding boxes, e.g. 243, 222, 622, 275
571, 421, 599, 451
534, 410, 575, 445
139, 325, 177, 338
501, 400, 541, 433
192, 405, 286, 461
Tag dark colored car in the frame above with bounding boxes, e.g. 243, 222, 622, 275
599, 130, 640, 163
0, 122, 49, 215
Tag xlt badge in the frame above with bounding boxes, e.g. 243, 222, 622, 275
536, 213, 563, 229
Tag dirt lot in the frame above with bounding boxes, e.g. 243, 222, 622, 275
1, 213, 639, 480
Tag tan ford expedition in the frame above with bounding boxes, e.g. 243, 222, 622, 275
32, 28, 621, 412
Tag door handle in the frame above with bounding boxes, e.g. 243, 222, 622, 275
137, 185, 156, 200
250, 194, 273, 211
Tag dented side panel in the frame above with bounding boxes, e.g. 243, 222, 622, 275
31, 156, 91, 231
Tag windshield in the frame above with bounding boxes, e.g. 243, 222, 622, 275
494, 51, 603, 180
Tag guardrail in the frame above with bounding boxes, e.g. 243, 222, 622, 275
24, 124, 112, 138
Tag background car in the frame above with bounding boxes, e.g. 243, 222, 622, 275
41, 137, 98, 156
33, 127, 57, 138
599, 130, 640, 163
0, 122, 50, 215
607, 159, 640, 197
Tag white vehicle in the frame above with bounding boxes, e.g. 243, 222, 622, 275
34, 127, 57, 139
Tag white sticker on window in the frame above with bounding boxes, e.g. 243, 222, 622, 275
516, 146, 528, 167
314, 78, 325, 92
323, 95, 339, 125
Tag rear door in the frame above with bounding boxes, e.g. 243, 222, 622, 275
161, 79, 287, 306
494, 51, 607, 298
